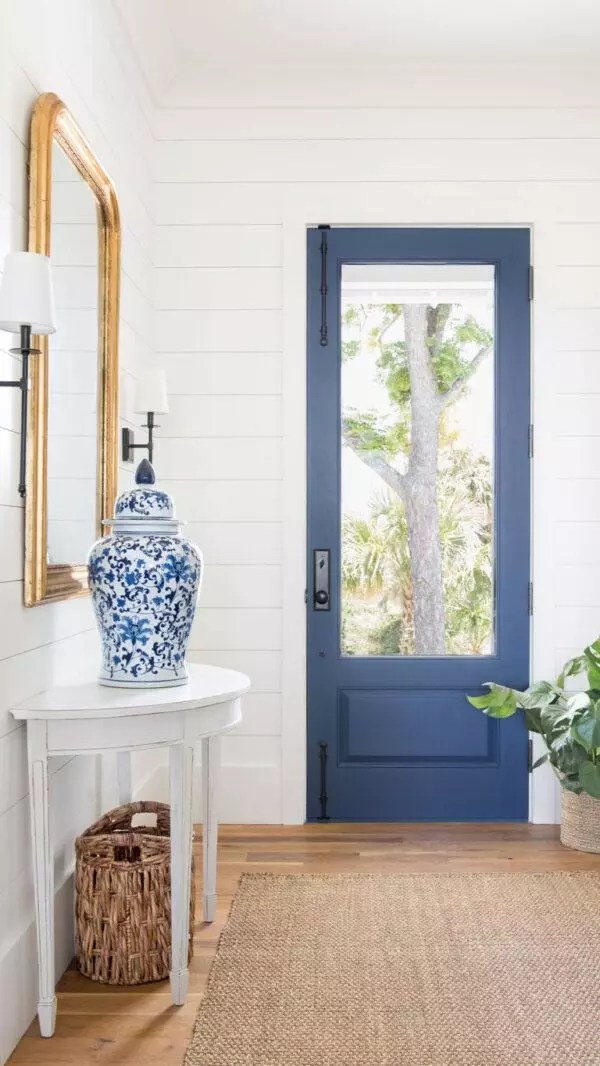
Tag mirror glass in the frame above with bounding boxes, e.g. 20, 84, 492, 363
47, 142, 98, 564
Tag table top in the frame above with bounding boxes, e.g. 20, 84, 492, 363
10, 663, 250, 721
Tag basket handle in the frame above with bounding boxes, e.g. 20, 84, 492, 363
131, 811, 158, 829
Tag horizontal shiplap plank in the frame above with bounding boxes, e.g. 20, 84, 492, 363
0, 793, 29, 897
162, 65, 600, 110
188, 649, 281, 691
229, 693, 281, 736
0, 118, 27, 216
0, 750, 97, 903
156, 138, 600, 184
551, 352, 600, 393
0, 504, 25, 584
556, 395, 600, 435
0, 49, 36, 146
190, 607, 282, 651
0, 725, 27, 815
49, 392, 97, 436
555, 266, 600, 307
556, 223, 600, 264
156, 107, 600, 143
52, 181, 97, 224
160, 394, 282, 437
0, 425, 26, 508
554, 606, 600, 648
555, 439, 600, 477
0, 194, 26, 257
51, 224, 98, 268
52, 308, 98, 352
555, 309, 600, 350
0, 582, 93, 665
155, 266, 282, 310
48, 435, 96, 479
156, 437, 282, 480
53, 265, 98, 309
155, 309, 282, 352
155, 182, 285, 225
555, 565, 600, 606
121, 276, 154, 345
221, 734, 280, 765
153, 178, 600, 227
51, 350, 98, 395
155, 224, 282, 268
0, 350, 24, 434
162, 353, 282, 395
555, 477, 600, 522
554, 523, 600, 565
122, 229, 153, 301
159, 479, 282, 522
201, 564, 281, 608
47, 478, 96, 522
188, 522, 281, 565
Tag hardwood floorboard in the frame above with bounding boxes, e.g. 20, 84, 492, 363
8, 823, 600, 1065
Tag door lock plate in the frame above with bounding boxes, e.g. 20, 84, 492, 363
313, 549, 330, 610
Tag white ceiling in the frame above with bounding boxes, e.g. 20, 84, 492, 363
114, 0, 600, 100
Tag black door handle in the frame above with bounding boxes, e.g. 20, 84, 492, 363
313, 549, 330, 611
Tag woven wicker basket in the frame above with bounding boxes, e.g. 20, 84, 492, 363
560, 790, 600, 854
75, 801, 194, 985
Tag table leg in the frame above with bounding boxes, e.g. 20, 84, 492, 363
27, 720, 56, 1037
169, 742, 194, 1006
116, 751, 132, 805
201, 735, 220, 923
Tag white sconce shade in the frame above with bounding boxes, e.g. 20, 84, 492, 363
0, 252, 56, 335
134, 370, 169, 414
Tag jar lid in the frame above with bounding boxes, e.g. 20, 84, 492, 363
106, 459, 179, 533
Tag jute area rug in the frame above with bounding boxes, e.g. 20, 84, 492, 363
185, 871, 600, 1066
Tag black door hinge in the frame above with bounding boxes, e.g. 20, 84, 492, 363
528, 424, 534, 459
528, 265, 534, 301
318, 224, 330, 347
528, 582, 534, 616
528, 737, 534, 772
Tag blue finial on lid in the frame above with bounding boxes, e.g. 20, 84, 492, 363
113, 459, 174, 519
135, 459, 156, 485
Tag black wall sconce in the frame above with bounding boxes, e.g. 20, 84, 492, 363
0, 253, 56, 496
122, 370, 169, 466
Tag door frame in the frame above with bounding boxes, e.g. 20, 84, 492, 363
280, 184, 559, 826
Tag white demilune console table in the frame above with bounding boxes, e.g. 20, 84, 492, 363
10, 663, 250, 1038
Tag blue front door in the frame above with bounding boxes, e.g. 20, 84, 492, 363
307, 228, 531, 821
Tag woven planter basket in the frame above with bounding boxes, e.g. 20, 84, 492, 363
560, 789, 600, 854
75, 801, 194, 985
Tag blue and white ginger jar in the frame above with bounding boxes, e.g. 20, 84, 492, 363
88, 459, 202, 688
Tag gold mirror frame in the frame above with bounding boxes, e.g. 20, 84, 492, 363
25, 92, 120, 606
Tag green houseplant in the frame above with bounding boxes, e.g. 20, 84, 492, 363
468, 638, 600, 851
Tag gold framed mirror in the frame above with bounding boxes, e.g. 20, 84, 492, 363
25, 92, 120, 606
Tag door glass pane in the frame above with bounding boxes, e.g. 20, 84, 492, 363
340, 264, 495, 657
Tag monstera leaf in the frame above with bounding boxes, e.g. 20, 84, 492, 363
466, 639, 600, 802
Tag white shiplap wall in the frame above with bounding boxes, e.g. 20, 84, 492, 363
0, 2, 155, 1058
152, 63, 600, 826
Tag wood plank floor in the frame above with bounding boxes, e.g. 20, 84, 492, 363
9, 823, 600, 1065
